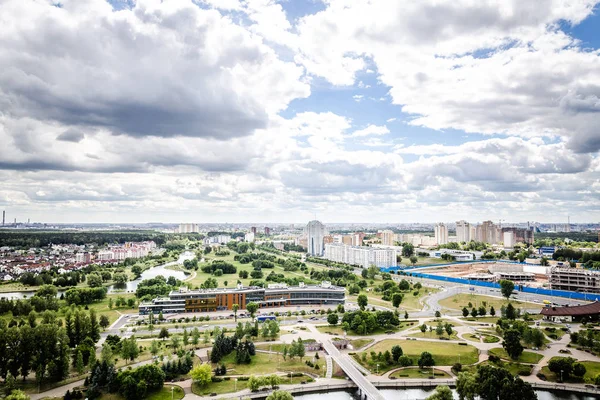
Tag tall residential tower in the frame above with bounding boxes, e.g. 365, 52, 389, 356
306, 220, 326, 256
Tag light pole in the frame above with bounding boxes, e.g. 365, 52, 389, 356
376, 363, 379, 375
234, 378, 237, 392
171, 386, 174, 400
561, 369, 563, 382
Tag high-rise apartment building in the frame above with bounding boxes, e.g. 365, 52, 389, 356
178, 223, 199, 233
381, 230, 395, 246
251, 227, 257, 234
456, 220, 470, 242
434, 223, 448, 245
477, 220, 500, 244
324, 243, 396, 268
306, 220, 326, 256
264, 227, 271, 236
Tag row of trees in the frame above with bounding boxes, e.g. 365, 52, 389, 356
456, 365, 536, 400
341, 310, 400, 334
86, 361, 165, 400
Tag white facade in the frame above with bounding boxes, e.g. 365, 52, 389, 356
503, 231, 514, 248
178, 223, 199, 233
306, 220, 326, 256
324, 243, 396, 268
244, 232, 255, 243
456, 220, 470, 242
434, 223, 448, 245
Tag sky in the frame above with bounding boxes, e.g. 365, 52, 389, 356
0, 0, 599, 224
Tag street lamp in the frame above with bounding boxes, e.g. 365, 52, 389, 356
171, 386, 174, 400
234, 378, 237, 392
376, 363, 379, 375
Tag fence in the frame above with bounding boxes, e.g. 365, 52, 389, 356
401, 270, 600, 302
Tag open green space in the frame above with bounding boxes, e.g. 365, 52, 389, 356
540, 359, 600, 383
350, 339, 374, 349
316, 324, 400, 336
464, 360, 532, 377
461, 333, 500, 343
439, 293, 541, 312
354, 339, 479, 375
389, 367, 452, 379
191, 375, 310, 396
407, 330, 459, 340
218, 352, 323, 375
488, 347, 543, 364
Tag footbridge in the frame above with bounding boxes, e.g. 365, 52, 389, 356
322, 340, 386, 400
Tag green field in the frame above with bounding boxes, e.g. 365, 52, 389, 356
464, 360, 532, 377
389, 367, 452, 379
461, 333, 500, 343
191, 375, 311, 396
354, 339, 479, 374
439, 293, 541, 312
488, 348, 543, 364
541, 359, 600, 383
219, 352, 323, 375
350, 339, 374, 349
407, 330, 459, 340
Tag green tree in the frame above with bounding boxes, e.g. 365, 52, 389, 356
420, 323, 427, 333
392, 293, 403, 308
75, 350, 85, 375
426, 385, 453, 400
435, 310, 441, 318
266, 390, 294, 400
391, 345, 403, 363
418, 351, 435, 368
183, 328, 189, 348
357, 294, 368, 310
470, 308, 478, 318
435, 322, 444, 336
499, 279, 515, 300
5, 390, 30, 400
456, 371, 478, 400
327, 313, 339, 326
121, 336, 140, 363
409, 256, 418, 266
462, 307, 469, 317
190, 364, 212, 387
489, 306, 496, 317
99, 315, 110, 330
171, 335, 181, 352
505, 303, 516, 320
246, 302, 259, 318
159, 327, 169, 341
150, 340, 160, 357
502, 329, 524, 360
444, 323, 453, 336
232, 304, 239, 322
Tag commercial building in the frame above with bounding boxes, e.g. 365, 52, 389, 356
434, 223, 448, 245
138, 282, 345, 314
541, 302, 600, 322
306, 220, 326, 256
178, 223, 199, 233
549, 267, 600, 293
324, 243, 396, 268
381, 230, 395, 246
428, 249, 474, 261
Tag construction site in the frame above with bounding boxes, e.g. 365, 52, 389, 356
420, 262, 551, 287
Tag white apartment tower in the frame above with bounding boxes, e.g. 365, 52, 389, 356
456, 220, 470, 242
178, 223, 199, 233
434, 223, 449, 245
306, 220, 326, 256
381, 230, 395, 246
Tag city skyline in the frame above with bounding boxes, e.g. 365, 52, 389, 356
0, 0, 599, 223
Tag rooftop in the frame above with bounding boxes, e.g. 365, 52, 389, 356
540, 301, 600, 317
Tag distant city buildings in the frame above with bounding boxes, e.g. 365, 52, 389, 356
244, 231, 255, 243
97, 241, 157, 261
264, 227, 271, 236
456, 220, 470, 242
306, 220, 326, 256
434, 223, 448, 245
324, 243, 396, 268
178, 223, 199, 233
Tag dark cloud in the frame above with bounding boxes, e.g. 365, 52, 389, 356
57, 129, 85, 143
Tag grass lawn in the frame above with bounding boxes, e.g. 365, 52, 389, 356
354, 339, 479, 375
488, 348, 543, 364
191, 375, 311, 395
350, 339, 374, 350
315, 324, 400, 336
407, 330, 459, 340
540, 359, 600, 383
464, 360, 532, 377
389, 367, 452, 379
439, 294, 541, 312
219, 352, 323, 375
461, 333, 500, 343
146, 385, 185, 400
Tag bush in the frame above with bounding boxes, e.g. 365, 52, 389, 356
452, 363, 462, 373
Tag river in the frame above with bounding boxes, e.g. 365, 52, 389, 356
0, 251, 193, 299
295, 389, 600, 400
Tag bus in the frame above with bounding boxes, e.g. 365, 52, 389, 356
256, 315, 276, 323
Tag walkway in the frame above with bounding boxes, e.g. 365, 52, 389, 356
322, 340, 385, 400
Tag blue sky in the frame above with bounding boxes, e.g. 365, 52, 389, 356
0, 0, 598, 223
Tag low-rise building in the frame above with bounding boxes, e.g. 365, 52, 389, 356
138, 281, 345, 315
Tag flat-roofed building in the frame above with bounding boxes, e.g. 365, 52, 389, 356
138, 281, 345, 314
550, 267, 600, 293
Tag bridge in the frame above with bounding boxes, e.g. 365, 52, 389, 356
322, 340, 386, 400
